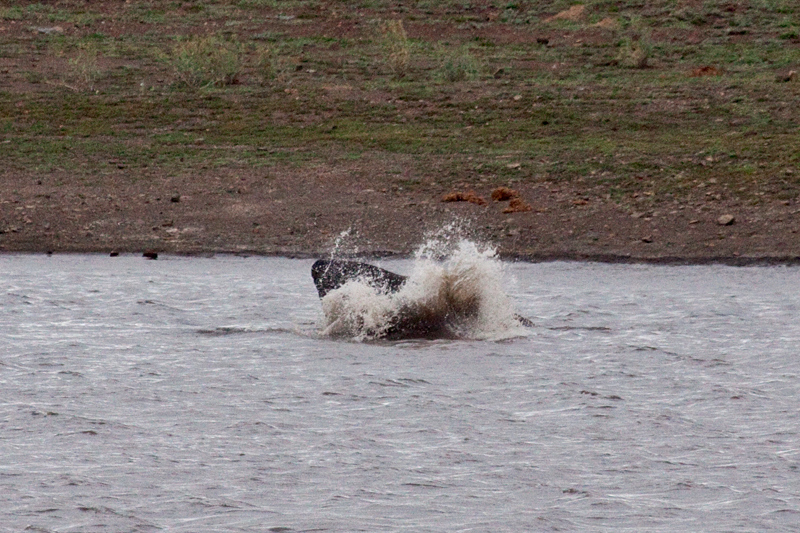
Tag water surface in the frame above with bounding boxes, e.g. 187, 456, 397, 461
2, 254, 799, 532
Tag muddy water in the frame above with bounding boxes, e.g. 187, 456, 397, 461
2, 254, 799, 532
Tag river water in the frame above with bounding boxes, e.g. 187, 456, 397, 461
2, 252, 799, 532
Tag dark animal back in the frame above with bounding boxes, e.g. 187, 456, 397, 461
311, 259, 407, 298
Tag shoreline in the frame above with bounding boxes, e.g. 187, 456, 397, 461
4, 247, 800, 267
3, 166, 798, 265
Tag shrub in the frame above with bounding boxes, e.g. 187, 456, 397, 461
438, 46, 481, 82
68, 43, 101, 90
170, 34, 243, 88
616, 36, 650, 68
0, 7, 23, 20
379, 19, 411, 78
253, 45, 275, 84
252, 44, 295, 86
616, 18, 652, 69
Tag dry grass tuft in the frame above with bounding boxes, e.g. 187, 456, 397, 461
379, 19, 411, 78
593, 17, 620, 30
67, 43, 101, 90
545, 5, 586, 23
491, 187, 519, 201
170, 34, 243, 88
617, 35, 651, 69
690, 65, 723, 77
442, 190, 487, 205
437, 46, 481, 82
502, 197, 532, 213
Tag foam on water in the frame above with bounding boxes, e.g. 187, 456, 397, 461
319, 237, 526, 341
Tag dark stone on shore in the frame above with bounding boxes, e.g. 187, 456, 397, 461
143, 251, 158, 260
110, 251, 120, 257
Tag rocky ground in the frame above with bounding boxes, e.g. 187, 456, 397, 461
3, 162, 799, 264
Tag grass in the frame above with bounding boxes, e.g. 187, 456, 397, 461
168, 34, 244, 88
437, 45, 482, 82
378, 19, 411, 78
1, 0, 799, 206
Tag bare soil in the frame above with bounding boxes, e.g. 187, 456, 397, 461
3, 163, 799, 264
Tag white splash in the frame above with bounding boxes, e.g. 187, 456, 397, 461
320, 238, 527, 341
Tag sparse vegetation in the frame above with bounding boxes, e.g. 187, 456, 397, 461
0, 6, 23, 20
437, 45, 482, 82
67, 42, 102, 90
169, 34, 244, 88
616, 17, 652, 69
616, 35, 650, 68
1, 0, 799, 257
378, 19, 411, 78
253, 45, 276, 84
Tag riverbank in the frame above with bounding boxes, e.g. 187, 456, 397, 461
3, 163, 799, 264
1, 1, 798, 263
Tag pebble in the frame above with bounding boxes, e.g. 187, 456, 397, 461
35, 26, 64, 35
717, 214, 735, 226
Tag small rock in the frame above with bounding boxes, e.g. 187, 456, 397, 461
641, 236, 653, 243
776, 70, 797, 83
110, 251, 120, 257
717, 214, 735, 226
35, 26, 64, 35
171, 194, 181, 203
143, 251, 158, 260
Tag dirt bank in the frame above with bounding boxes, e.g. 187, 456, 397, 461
3, 162, 799, 264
